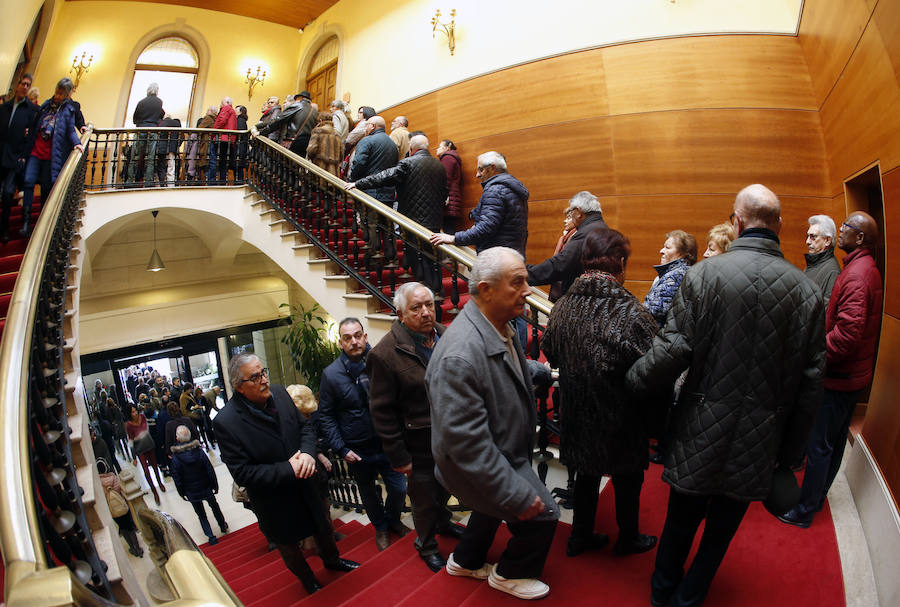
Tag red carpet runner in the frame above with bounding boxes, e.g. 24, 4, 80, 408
200, 466, 844, 606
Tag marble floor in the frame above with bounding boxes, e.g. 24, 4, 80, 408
116, 440, 878, 606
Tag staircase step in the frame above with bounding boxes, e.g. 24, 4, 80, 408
0, 254, 24, 274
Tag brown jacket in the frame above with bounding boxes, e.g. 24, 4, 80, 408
306, 121, 343, 176
366, 320, 446, 468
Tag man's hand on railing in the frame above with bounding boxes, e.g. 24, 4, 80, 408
344, 182, 357, 190
74, 143, 84, 153
430, 232, 455, 246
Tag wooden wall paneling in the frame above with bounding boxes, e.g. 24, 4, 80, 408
523, 198, 571, 266
454, 117, 615, 209
625, 280, 652, 303
433, 49, 608, 142
381, 93, 439, 151
861, 313, 900, 509
819, 23, 900, 195
874, 0, 900, 89
603, 35, 817, 116
610, 109, 829, 197
881, 167, 900, 318
797, 0, 872, 106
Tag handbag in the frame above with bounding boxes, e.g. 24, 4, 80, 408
232, 482, 249, 503
100, 474, 129, 517
132, 430, 155, 455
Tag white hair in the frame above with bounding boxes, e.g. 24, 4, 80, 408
228, 353, 260, 389
469, 247, 523, 297
330, 99, 344, 110
222, 97, 233, 105
477, 151, 507, 172
568, 191, 602, 214
146, 82, 159, 95
175, 425, 191, 443
808, 214, 837, 241
394, 282, 434, 312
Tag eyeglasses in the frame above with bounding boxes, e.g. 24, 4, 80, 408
239, 368, 269, 384
841, 221, 861, 233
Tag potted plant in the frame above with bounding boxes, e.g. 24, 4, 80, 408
279, 303, 341, 394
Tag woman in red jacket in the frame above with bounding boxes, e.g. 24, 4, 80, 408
437, 140, 462, 233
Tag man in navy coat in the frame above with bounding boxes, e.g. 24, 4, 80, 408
214, 353, 359, 595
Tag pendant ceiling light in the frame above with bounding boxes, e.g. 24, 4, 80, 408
146, 209, 166, 272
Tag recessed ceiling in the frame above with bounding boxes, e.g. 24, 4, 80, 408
66, 0, 338, 30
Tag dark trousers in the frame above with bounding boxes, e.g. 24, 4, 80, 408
276, 523, 340, 583
349, 452, 407, 531
0, 165, 18, 234
207, 143, 217, 184
572, 471, 644, 541
364, 203, 397, 261
407, 451, 452, 556
23, 155, 51, 216
290, 134, 311, 157
128, 132, 158, 183
404, 242, 441, 295
651, 488, 750, 607
217, 142, 233, 183
453, 510, 557, 580
797, 388, 861, 515
190, 493, 227, 539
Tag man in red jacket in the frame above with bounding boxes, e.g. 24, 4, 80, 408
212, 97, 237, 184
778, 210, 883, 528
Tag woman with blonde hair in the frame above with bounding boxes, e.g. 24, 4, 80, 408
703, 223, 735, 258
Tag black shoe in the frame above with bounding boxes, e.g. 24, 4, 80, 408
420, 552, 446, 573
389, 521, 413, 537
776, 507, 813, 528
566, 532, 610, 557
323, 557, 360, 572
0, 229, 8, 244
649, 452, 665, 465
437, 523, 466, 539
650, 591, 671, 607
301, 576, 323, 594
614, 534, 657, 556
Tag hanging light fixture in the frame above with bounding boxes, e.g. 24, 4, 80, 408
146, 210, 166, 272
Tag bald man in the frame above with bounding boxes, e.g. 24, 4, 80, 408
779, 210, 883, 529
628, 184, 825, 607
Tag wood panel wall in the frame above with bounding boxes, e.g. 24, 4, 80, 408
799, 0, 900, 508
382, 34, 829, 292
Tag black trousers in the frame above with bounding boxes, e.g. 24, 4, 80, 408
407, 450, 452, 556
453, 510, 557, 580
276, 523, 341, 582
651, 488, 750, 607
572, 470, 644, 541
404, 242, 442, 295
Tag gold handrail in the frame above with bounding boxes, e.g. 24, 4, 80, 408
0, 127, 92, 591
251, 135, 554, 317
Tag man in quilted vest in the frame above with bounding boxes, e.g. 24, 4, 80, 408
627, 184, 825, 607
779, 211, 882, 529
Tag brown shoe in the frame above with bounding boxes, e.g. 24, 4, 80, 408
375, 530, 391, 551
389, 521, 413, 537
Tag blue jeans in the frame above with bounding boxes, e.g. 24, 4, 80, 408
349, 452, 407, 531
207, 141, 218, 184
797, 388, 861, 515
23, 155, 51, 214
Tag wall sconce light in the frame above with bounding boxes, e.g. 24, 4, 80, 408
70, 51, 93, 90
146, 210, 166, 272
245, 66, 266, 100
431, 9, 457, 56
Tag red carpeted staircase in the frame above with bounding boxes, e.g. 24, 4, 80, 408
200, 466, 845, 607
0, 202, 40, 342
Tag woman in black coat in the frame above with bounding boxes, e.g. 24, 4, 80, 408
542, 227, 659, 557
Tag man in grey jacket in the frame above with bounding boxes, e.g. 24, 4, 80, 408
425, 247, 558, 601
627, 184, 825, 607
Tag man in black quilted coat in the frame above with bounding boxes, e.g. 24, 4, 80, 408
626, 183, 825, 607
347, 134, 447, 293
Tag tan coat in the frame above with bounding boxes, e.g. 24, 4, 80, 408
306, 121, 343, 176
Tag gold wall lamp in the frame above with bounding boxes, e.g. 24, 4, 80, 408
70, 51, 93, 90
431, 9, 456, 56
245, 66, 266, 100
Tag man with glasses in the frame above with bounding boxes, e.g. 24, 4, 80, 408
214, 353, 360, 595
779, 211, 883, 529
1, 73, 39, 243
524, 191, 608, 302
318, 318, 409, 552
804, 214, 841, 302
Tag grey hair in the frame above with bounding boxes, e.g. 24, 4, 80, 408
409, 134, 428, 152
568, 191, 602, 214
146, 82, 159, 95
56, 78, 75, 94
469, 247, 523, 297
808, 214, 836, 241
228, 353, 260, 389
477, 151, 507, 172
330, 99, 344, 110
175, 425, 191, 443
394, 282, 433, 311
223, 97, 233, 105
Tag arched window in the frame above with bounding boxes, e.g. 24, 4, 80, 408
305, 36, 339, 111
124, 37, 198, 127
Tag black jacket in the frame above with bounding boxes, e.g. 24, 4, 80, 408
454, 172, 529, 257
170, 440, 218, 501
0, 98, 39, 169
527, 212, 608, 300
132, 94, 164, 127
354, 149, 448, 231
348, 129, 399, 204
260, 101, 316, 141
159, 117, 182, 154
213, 384, 329, 544
804, 248, 841, 302
318, 348, 382, 457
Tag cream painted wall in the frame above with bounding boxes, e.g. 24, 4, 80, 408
0, 0, 50, 92
300, 0, 803, 111
33, 1, 303, 127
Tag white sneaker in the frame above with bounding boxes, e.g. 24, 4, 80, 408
488, 565, 550, 600
445, 552, 493, 580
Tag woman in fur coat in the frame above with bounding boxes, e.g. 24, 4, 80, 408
542, 227, 659, 558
